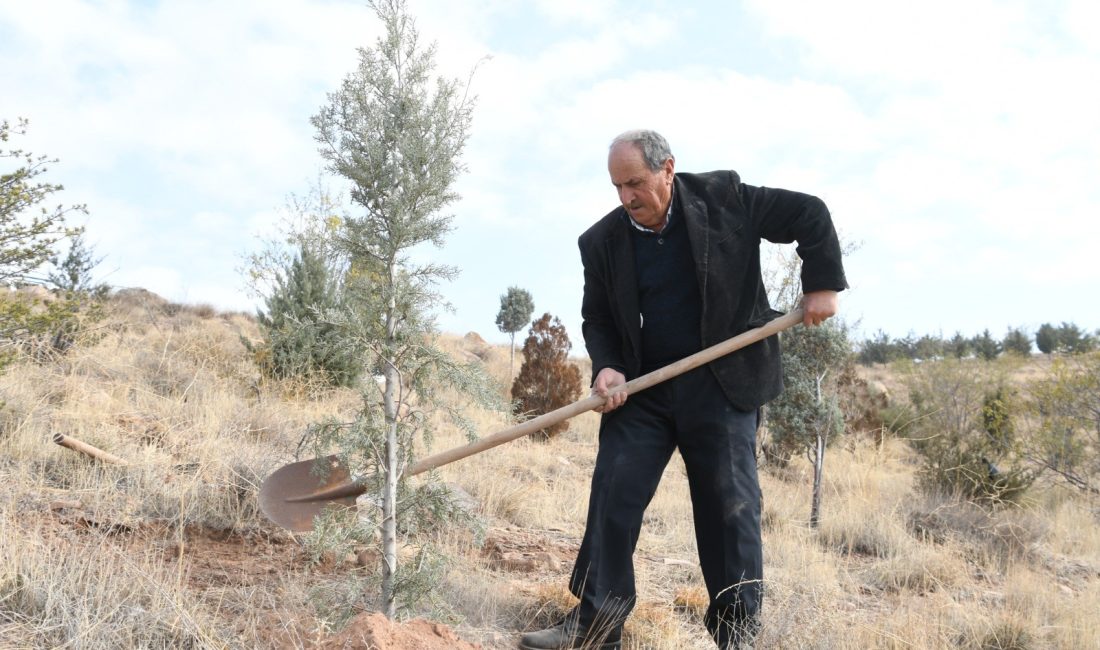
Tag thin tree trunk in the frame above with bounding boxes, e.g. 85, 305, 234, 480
509, 333, 516, 380
810, 371, 828, 529
380, 289, 400, 618
810, 432, 825, 528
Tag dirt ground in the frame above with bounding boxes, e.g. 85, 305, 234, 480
26, 490, 572, 648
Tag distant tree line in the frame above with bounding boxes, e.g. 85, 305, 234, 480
857, 322, 1097, 365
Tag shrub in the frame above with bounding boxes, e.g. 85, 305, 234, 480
510, 313, 583, 441
901, 359, 1034, 504
252, 243, 360, 388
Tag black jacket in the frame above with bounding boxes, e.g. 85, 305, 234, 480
578, 170, 848, 411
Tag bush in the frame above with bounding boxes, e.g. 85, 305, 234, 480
252, 244, 360, 387
901, 359, 1034, 504
1018, 352, 1100, 494
510, 313, 583, 441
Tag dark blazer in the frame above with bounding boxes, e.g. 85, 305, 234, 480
579, 170, 848, 411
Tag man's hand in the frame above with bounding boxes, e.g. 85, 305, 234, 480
592, 367, 628, 414
802, 290, 839, 327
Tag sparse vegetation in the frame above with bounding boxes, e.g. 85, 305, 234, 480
0, 292, 1098, 648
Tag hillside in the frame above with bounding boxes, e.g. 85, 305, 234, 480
1, 292, 1098, 649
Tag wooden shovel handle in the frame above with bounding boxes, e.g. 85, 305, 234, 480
405, 307, 803, 477
53, 433, 128, 465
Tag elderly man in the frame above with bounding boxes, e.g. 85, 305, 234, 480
519, 130, 847, 650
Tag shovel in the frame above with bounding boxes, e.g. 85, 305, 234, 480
260, 307, 804, 531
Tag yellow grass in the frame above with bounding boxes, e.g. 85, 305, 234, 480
0, 295, 1097, 648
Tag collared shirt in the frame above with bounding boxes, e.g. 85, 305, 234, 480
624, 186, 675, 234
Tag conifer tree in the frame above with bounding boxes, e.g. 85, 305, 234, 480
256, 243, 359, 387
972, 329, 1002, 360
306, 0, 499, 618
1002, 327, 1032, 356
511, 313, 583, 440
1035, 323, 1058, 356
495, 286, 534, 379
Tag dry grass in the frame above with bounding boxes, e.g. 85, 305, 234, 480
0, 296, 1097, 648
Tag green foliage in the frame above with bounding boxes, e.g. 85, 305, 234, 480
1, 118, 85, 284
901, 360, 1034, 504
858, 329, 901, 365
1, 119, 94, 368
254, 243, 360, 387
768, 321, 853, 465
511, 313, 583, 440
303, 0, 499, 618
971, 329, 1002, 361
495, 286, 534, 337
1018, 352, 1100, 494
496, 285, 534, 378
1053, 322, 1095, 354
243, 180, 349, 302
1001, 327, 1031, 356
948, 331, 971, 359
1035, 323, 1057, 355
47, 233, 107, 296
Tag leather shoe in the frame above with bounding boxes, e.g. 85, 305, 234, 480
518, 618, 622, 649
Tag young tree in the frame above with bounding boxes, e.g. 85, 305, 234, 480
510, 313, 583, 440
1, 118, 86, 367
1002, 326, 1032, 356
306, 0, 498, 618
948, 331, 971, 359
1035, 323, 1058, 356
495, 285, 534, 379
972, 329, 1002, 361
764, 245, 853, 526
243, 179, 350, 301
1, 118, 84, 284
1056, 322, 1095, 355
254, 243, 360, 387
767, 320, 852, 527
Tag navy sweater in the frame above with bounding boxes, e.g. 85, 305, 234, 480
631, 197, 703, 372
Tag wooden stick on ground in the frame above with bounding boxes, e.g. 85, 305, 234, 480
52, 433, 128, 465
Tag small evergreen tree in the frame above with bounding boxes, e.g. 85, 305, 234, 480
511, 313, 583, 441
768, 320, 852, 527
1002, 327, 1032, 356
972, 329, 1002, 360
305, 0, 500, 619
1056, 322, 1095, 354
495, 286, 534, 379
255, 243, 359, 387
1035, 323, 1058, 356
948, 331, 971, 359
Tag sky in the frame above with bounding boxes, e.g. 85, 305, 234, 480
3, 0, 1098, 347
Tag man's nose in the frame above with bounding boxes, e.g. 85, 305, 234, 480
618, 187, 633, 205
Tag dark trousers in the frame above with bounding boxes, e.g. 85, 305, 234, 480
569, 366, 762, 647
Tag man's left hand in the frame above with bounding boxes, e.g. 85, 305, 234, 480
802, 290, 839, 327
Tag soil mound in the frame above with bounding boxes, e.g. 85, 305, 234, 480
323, 612, 481, 649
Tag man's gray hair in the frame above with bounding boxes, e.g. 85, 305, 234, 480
610, 130, 674, 171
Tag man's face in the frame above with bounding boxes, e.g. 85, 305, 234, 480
608, 142, 674, 230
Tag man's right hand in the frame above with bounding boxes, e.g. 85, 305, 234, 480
592, 367, 628, 414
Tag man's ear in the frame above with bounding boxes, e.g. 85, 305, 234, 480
663, 157, 675, 179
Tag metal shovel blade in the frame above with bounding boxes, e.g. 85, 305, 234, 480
259, 454, 363, 532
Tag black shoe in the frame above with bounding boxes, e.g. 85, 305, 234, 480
518, 618, 622, 650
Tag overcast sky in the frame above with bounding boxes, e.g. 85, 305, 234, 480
3, 0, 1098, 346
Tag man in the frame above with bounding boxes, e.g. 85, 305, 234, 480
519, 130, 847, 650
